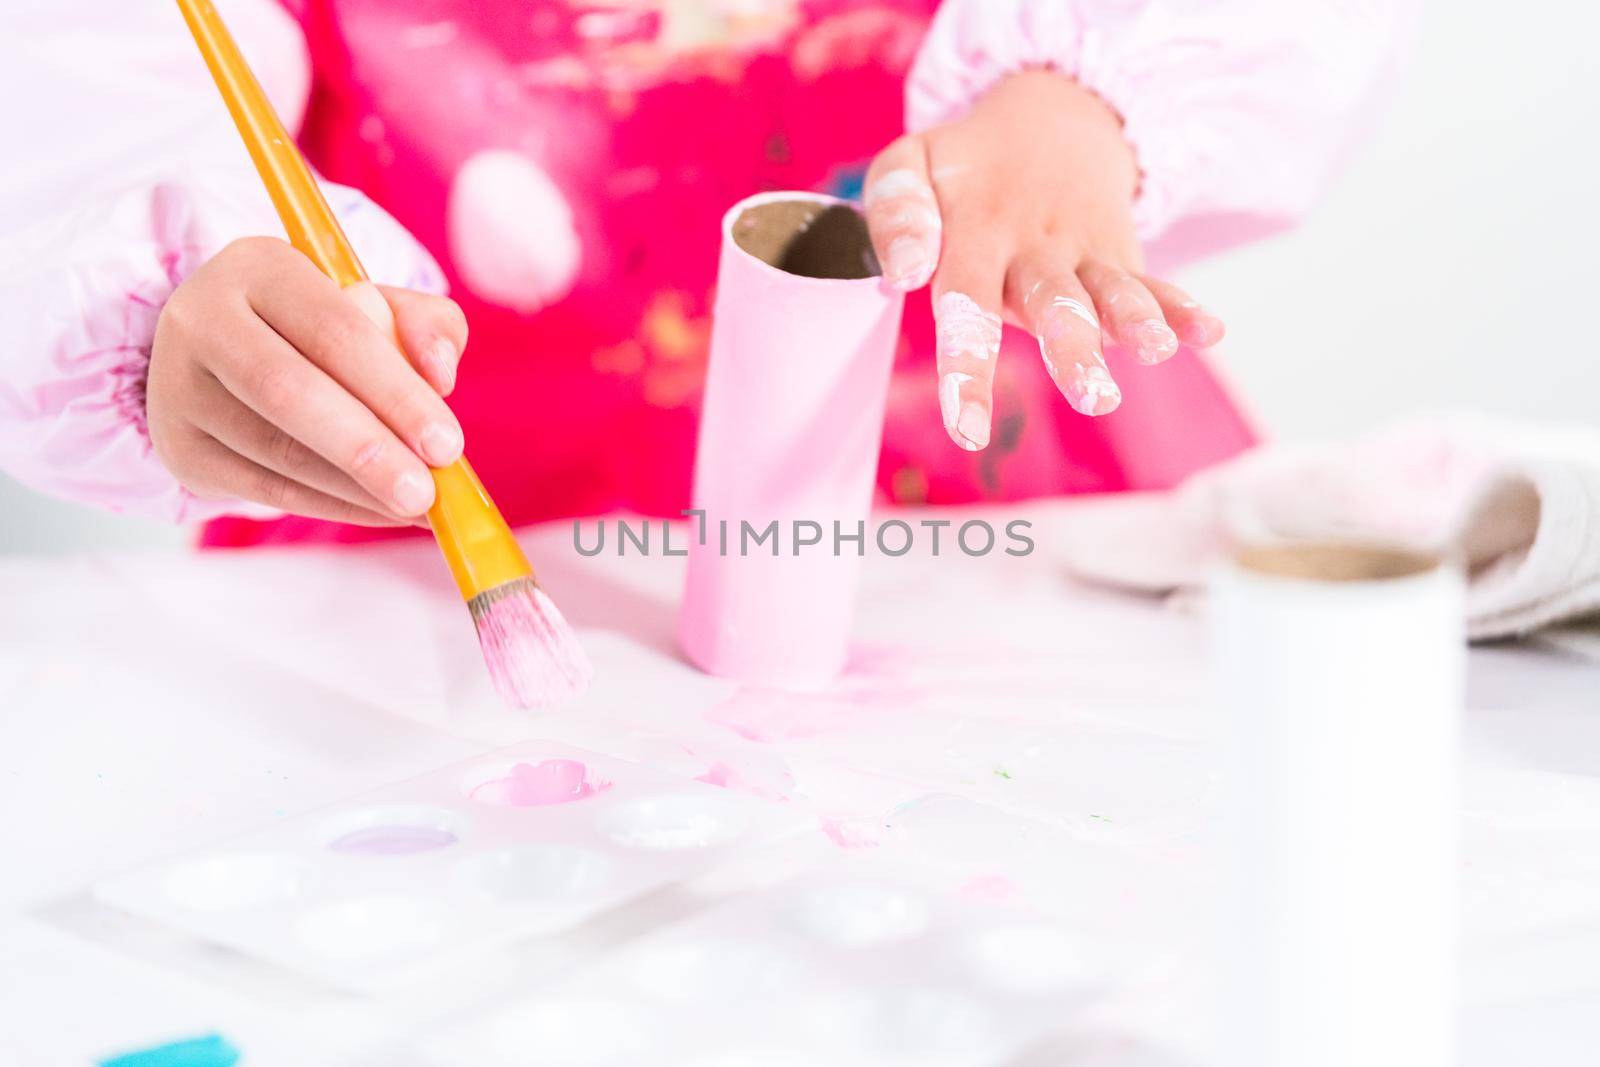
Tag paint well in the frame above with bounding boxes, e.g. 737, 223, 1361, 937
321, 805, 465, 856
465, 759, 611, 807
598, 793, 750, 850
329, 825, 458, 855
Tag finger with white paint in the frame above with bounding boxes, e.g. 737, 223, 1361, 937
1078, 259, 1179, 366
1008, 255, 1121, 416
862, 136, 942, 292
931, 253, 1005, 451
1140, 275, 1226, 349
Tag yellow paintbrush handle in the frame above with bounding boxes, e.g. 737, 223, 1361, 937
428, 460, 536, 598
175, 0, 532, 601
176, 0, 365, 287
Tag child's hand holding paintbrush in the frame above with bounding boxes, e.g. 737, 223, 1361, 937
163, 0, 591, 709
149, 238, 468, 525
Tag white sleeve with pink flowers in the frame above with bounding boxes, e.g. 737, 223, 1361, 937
909, 0, 1421, 264
0, 0, 444, 523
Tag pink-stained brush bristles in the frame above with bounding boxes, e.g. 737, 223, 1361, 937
468, 580, 594, 708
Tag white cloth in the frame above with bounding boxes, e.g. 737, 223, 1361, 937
1058, 414, 1600, 640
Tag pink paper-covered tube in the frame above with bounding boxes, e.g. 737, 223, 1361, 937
679, 192, 905, 688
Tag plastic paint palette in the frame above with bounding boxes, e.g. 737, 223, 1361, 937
421, 871, 1101, 1067
92, 743, 807, 991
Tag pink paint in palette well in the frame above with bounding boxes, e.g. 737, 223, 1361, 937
467, 759, 611, 807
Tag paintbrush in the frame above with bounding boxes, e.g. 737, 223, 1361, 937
174, 0, 592, 707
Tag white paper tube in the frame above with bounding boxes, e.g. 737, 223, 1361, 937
1211, 544, 1463, 1067
679, 192, 904, 688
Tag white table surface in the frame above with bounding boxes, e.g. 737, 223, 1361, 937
2, 503, 1597, 1065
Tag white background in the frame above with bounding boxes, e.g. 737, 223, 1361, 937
3, 1, 1596, 554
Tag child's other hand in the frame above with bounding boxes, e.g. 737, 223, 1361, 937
864, 71, 1226, 451
147, 237, 468, 524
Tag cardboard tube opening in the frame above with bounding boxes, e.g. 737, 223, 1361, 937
1235, 542, 1441, 583
730, 198, 880, 280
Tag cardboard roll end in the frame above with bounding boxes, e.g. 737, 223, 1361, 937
730, 197, 880, 280
1234, 542, 1444, 583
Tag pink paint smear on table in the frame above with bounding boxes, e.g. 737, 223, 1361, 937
682, 740, 798, 802
706, 643, 931, 743
468, 759, 610, 807
959, 874, 1021, 904
693, 760, 790, 801
819, 814, 885, 850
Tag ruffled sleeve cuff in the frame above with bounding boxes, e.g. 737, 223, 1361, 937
0, 168, 444, 523
907, 0, 1419, 258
